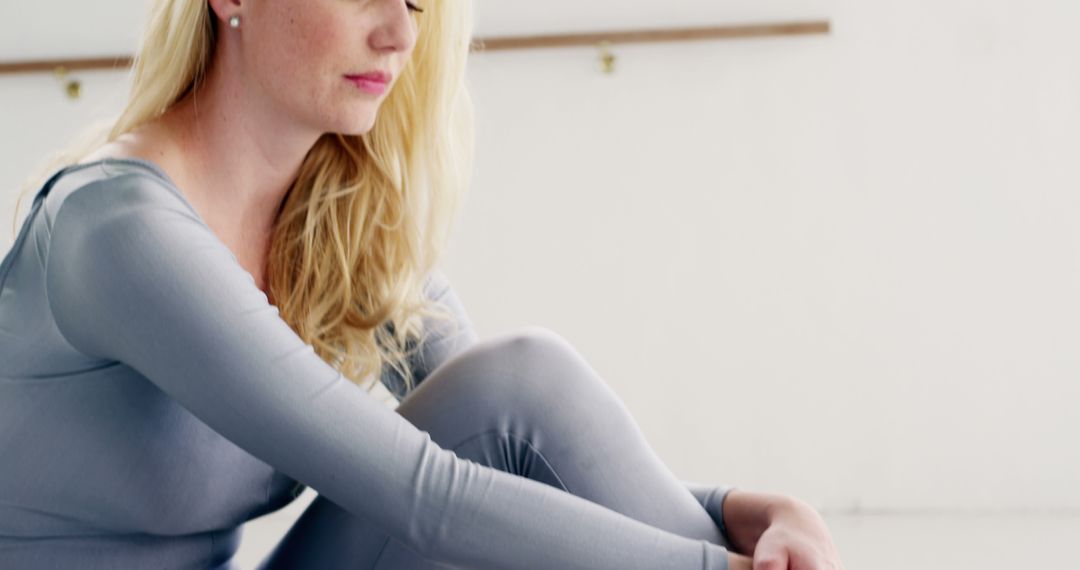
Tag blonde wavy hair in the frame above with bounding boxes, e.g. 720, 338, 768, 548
12, 0, 476, 395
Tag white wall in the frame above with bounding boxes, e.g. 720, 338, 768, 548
2, 0, 1077, 514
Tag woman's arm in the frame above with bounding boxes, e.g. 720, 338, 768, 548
44, 174, 732, 570
385, 275, 740, 546
388, 257, 842, 569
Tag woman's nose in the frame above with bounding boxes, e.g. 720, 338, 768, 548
368, 0, 418, 55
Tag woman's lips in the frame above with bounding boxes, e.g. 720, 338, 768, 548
345, 73, 389, 95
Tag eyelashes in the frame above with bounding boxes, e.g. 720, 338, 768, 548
406, 2, 424, 13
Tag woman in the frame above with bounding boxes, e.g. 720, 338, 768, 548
0, 0, 843, 568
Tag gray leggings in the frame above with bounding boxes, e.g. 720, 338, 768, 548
257, 328, 729, 569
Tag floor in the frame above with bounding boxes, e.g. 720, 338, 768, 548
232, 489, 1079, 569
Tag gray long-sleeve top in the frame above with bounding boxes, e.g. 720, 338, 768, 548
0, 158, 733, 569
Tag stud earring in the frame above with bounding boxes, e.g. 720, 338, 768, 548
229, 15, 241, 28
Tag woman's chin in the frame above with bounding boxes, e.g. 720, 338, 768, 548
331, 118, 377, 137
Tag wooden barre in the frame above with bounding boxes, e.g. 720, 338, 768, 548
472, 20, 830, 51
0, 20, 830, 75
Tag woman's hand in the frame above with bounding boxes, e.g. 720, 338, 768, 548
723, 490, 844, 570
751, 497, 844, 570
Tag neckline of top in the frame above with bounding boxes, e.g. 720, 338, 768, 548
66, 156, 177, 187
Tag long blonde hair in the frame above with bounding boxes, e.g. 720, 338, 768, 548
13, 0, 476, 394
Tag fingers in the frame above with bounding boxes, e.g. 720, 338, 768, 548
726, 552, 754, 570
752, 545, 789, 570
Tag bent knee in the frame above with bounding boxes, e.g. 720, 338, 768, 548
468, 325, 598, 397
486, 325, 584, 373
403, 325, 616, 435
499, 325, 575, 359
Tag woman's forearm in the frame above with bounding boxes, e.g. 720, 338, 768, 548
722, 489, 797, 555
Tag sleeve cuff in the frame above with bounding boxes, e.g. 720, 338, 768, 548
702, 484, 736, 547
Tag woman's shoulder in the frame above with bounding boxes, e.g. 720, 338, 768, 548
40, 157, 206, 234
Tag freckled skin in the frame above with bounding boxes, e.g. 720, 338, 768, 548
234, 0, 419, 135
